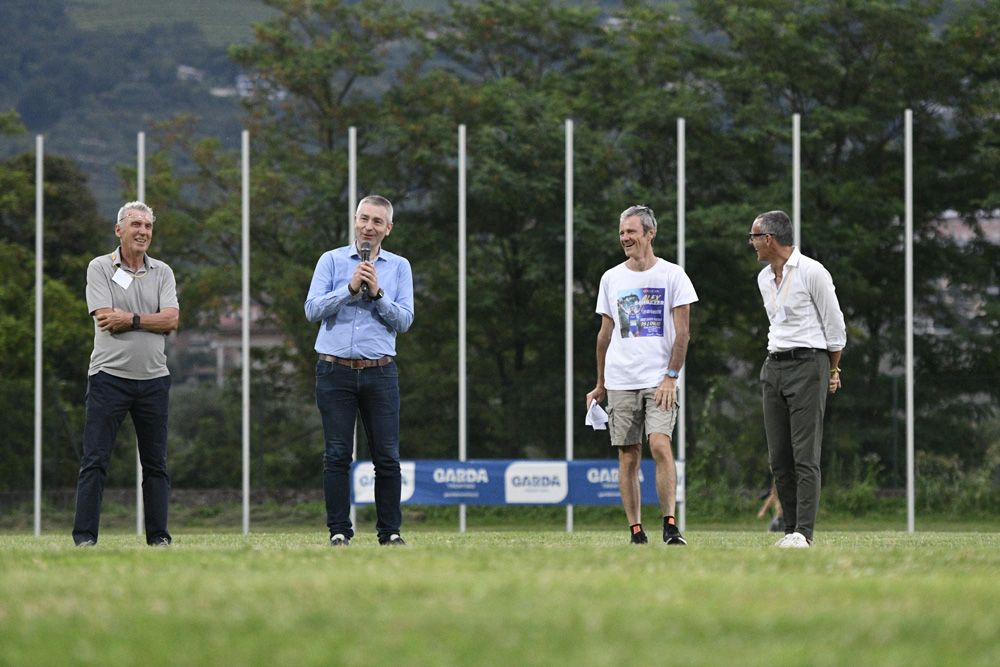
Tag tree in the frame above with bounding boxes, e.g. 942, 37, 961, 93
0, 113, 99, 489
135, 0, 1000, 493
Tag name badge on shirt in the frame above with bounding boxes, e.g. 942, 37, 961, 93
112, 268, 133, 291
775, 305, 788, 323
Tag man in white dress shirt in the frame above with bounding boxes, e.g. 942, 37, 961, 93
750, 210, 846, 548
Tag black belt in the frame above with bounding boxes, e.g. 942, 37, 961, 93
319, 354, 394, 369
768, 347, 824, 361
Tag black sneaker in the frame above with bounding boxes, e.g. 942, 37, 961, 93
76, 539, 96, 548
149, 537, 171, 547
663, 523, 687, 545
379, 534, 406, 546
329, 534, 350, 547
630, 530, 649, 545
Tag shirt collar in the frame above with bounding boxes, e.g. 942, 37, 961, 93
766, 246, 800, 276
111, 246, 155, 272
786, 246, 802, 267
349, 243, 386, 262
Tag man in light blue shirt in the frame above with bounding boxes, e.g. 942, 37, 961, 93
305, 194, 414, 547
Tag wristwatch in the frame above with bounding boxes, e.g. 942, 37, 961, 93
666, 369, 679, 379
132, 314, 141, 330
372, 288, 385, 301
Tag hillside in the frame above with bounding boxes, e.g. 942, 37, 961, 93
64, 0, 278, 48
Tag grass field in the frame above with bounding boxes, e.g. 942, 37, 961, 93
2, 529, 999, 666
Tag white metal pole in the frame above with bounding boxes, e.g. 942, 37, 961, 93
905, 109, 914, 534
565, 119, 574, 533
459, 124, 468, 533
34, 135, 43, 537
677, 118, 686, 533
348, 127, 358, 529
793, 114, 801, 248
242, 130, 251, 535
349, 127, 357, 239
136, 132, 145, 536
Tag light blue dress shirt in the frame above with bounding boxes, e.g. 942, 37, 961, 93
304, 244, 414, 359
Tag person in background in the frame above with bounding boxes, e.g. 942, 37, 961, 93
73, 201, 179, 547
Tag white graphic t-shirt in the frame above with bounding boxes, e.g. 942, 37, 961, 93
596, 258, 698, 390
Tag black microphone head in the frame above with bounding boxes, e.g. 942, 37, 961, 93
359, 241, 371, 261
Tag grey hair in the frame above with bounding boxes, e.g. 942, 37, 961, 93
356, 194, 393, 223
755, 210, 793, 246
117, 201, 155, 227
620, 205, 657, 234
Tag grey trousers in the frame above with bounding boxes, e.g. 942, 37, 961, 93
760, 353, 829, 542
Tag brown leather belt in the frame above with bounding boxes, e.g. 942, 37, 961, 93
319, 354, 394, 369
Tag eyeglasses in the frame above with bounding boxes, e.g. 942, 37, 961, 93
748, 233, 770, 240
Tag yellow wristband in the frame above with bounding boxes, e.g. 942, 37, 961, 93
830, 367, 841, 375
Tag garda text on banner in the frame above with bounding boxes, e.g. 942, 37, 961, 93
349, 460, 668, 506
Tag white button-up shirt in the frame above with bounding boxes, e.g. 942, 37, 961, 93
757, 247, 846, 353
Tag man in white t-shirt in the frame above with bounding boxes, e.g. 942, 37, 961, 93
586, 205, 698, 545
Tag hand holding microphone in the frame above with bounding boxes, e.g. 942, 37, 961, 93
359, 241, 372, 301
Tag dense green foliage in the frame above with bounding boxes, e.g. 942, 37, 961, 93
2, 0, 998, 497
0, 112, 105, 489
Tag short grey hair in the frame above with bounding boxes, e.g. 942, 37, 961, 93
755, 210, 793, 246
117, 201, 155, 227
356, 194, 393, 223
619, 205, 657, 234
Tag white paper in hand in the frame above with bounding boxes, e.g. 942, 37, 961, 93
585, 399, 608, 430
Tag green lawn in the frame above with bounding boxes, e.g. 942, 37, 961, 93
2, 530, 999, 666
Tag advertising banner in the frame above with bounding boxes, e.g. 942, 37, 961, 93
351, 459, 667, 506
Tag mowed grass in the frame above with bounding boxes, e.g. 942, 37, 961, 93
2, 531, 1000, 666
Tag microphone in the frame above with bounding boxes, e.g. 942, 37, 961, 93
359, 241, 371, 300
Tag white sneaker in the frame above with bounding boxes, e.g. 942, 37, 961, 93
777, 532, 809, 548
774, 534, 791, 547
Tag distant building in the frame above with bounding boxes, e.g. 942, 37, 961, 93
919, 210, 1000, 336
937, 209, 1000, 246
176, 65, 206, 83
170, 302, 285, 387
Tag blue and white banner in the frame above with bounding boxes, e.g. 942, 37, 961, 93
350, 459, 677, 506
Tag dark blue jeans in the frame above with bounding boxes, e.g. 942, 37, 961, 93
315, 360, 401, 540
73, 372, 172, 545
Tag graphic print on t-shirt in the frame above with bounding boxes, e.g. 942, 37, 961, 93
616, 288, 665, 338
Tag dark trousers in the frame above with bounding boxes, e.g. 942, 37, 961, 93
73, 372, 172, 545
315, 360, 401, 540
760, 354, 828, 542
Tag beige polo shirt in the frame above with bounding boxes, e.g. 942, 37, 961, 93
86, 247, 179, 379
